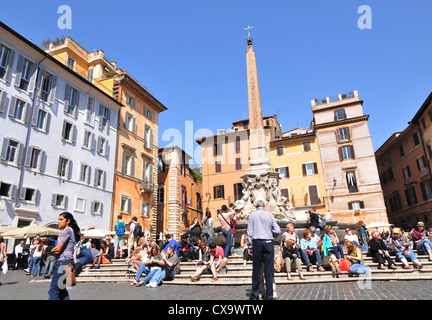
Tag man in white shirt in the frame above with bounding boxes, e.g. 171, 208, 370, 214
14, 240, 24, 270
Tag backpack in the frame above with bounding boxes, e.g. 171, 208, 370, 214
116, 221, 125, 236
133, 223, 143, 238
318, 215, 326, 229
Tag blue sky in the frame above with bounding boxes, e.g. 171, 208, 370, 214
2, 0, 432, 165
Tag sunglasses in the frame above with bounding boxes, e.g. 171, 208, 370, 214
345, 229, 351, 232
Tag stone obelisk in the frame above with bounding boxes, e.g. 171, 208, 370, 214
244, 28, 272, 174
233, 26, 295, 221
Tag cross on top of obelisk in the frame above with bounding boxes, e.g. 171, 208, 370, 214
244, 24, 254, 40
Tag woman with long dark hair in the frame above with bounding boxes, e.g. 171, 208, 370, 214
48, 212, 80, 300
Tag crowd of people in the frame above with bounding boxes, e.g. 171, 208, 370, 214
2, 206, 432, 299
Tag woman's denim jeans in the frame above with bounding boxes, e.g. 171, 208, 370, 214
416, 238, 432, 251
48, 259, 74, 300
31, 256, 41, 276
222, 230, 233, 258
395, 251, 418, 262
350, 262, 368, 275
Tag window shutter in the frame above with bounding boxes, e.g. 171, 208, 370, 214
45, 113, 51, 133
346, 127, 351, 140
360, 201, 365, 209
91, 200, 95, 213
8, 96, 16, 119
28, 64, 38, 93
38, 151, 46, 171
23, 103, 30, 124
417, 158, 421, 171
338, 147, 343, 161
132, 116, 136, 133
103, 139, 108, 156
24, 146, 33, 167
350, 145, 355, 159
313, 163, 318, 174
48, 75, 57, 104
4, 50, 15, 82
16, 143, 23, 165
0, 138, 8, 160
122, 152, 126, 174
71, 125, 77, 144
37, 68, 46, 99
90, 133, 95, 150
286, 167, 290, 178
302, 164, 306, 176
31, 109, 39, 127
348, 202, 353, 210
131, 157, 135, 177
74, 91, 80, 118
149, 128, 153, 149
335, 130, 341, 143
64, 84, 70, 113
213, 186, 217, 199
14, 55, 24, 87
0, 90, 6, 113
51, 193, 57, 206
19, 187, 26, 200
10, 185, 17, 199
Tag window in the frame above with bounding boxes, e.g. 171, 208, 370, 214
32, 108, 50, 132
181, 185, 187, 210
157, 186, 164, 203
399, 145, 405, 157
19, 187, 39, 203
120, 194, 132, 213
0, 44, 12, 80
340, 145, 354, 160
64, 85, 79, 117
58, 156, 71, 179
122, 151, 135, 176
25, 146, 45, 170
348, 201, 364, 210
87, 69, 94, 83
8, 97, 29, 123
417, 155, 427, 171
126, 93, 136, 108
235, 158, 242, 171
141, 201, 150, 217
38, 71, 56, 104
276, 167, 289, 179
82, 130, 94, 150
413, 133, 420, 147
94, 168, 106, 188
215, 161, 222, 173
308, 185, 319, 205
0, 182, 16, 198
346, 171, 358, 193
97, 136, 108, 156
234, 183, 244, 201
302, 163, 317, 176
85, 96, 95, 124
420, 180, 432, 201
79, 163, 91, 183
91, 200, 103, 214
144, 125, 153, 149
1, 138, 22, 164
381, 172, 389, 185
405, 187, 418, 206
235, 137, 241, 153
144, 106, 153, 121
421, 118, 427, 130
387, 167, 395, 181
334, 108, 346, 121
67, 57, 75, 70
158, 156, 165, 173
402, 166, 411, 179
214, 143, 222, 156
15, 56, 35, 92
196, 193, 202, 212
280, 188, 289, 200
124, 112, 136, 133
143, 161, 154, 190
99, 104, 110, 133
337, 127, 350, 142
276, 146, 284, 156
61, 120, 76, 144
51, 193, 67, 209
303, 141, 311, 152
213, 185, 225, 199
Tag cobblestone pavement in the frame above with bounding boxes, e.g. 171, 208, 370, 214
1, 269, 431, 301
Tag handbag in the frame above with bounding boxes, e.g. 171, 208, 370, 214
274, 252, 284, 272
322, 255, 332, 267
218, 213, 233, 229
101, 256, 111, 264
339, 257, 351, 272
63, 263, 76, 286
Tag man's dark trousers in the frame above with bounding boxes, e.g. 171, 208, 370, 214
251, 239, 274, 300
